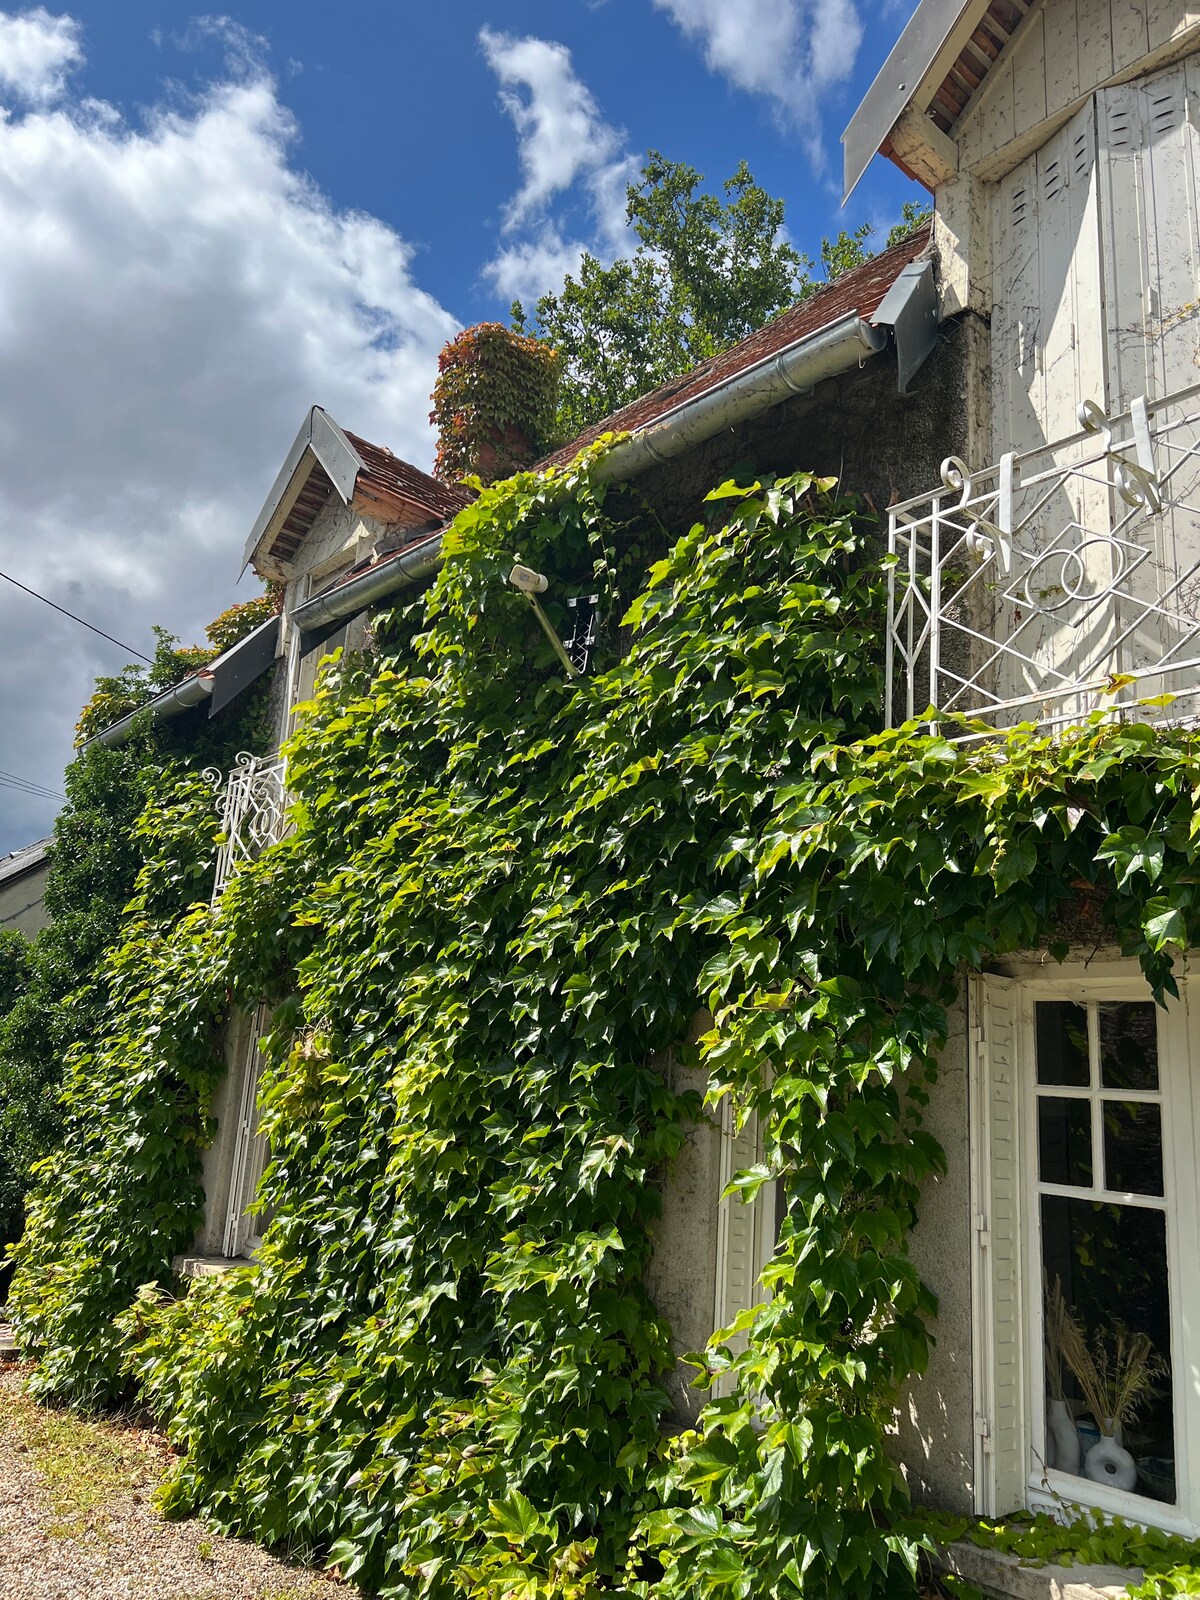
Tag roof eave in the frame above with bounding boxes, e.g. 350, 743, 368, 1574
241, 407, 365, 577
842, 0, 985, 199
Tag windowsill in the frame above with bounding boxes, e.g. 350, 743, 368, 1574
172, 1255, 253, 1280
938, 1539, 1139, 1600
1028, 1480, 1198, 1542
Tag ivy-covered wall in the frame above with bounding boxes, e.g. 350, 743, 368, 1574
9, 441, 1200, 1600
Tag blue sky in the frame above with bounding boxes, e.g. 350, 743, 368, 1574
58, 0, 921, 320
0, 0, 921, 851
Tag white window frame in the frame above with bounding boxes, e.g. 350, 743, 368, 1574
222, 1003, 273, 1260
972, 965, 1200, 1536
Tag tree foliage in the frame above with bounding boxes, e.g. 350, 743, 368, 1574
0, 612, 275, 1263
514, 156, 810, 440
11, 444, 1192, 1599
75, 592, 278, 745
513, 155, 931, 443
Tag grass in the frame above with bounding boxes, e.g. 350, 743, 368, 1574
0, 1368, 168, 1538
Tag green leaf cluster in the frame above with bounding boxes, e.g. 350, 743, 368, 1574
9, 443, 1200, 1599
911, 1508, 1200, 1598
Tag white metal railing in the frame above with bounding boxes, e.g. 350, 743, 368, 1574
208, 752, 290, 897
887, 384, 1200, 737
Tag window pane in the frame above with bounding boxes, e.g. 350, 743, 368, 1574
1039, 1096, 1093, 1186
1099, 1002, 1159, 1091
1103, 1101, 1164, 1196
1041, 1195, 1175, 1504
1036, 1002, 1090, 1086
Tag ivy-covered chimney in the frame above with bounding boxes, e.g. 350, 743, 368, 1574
430, 322, 559, 486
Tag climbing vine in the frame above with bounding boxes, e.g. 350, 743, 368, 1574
10, 446, 1200, 1598
431, 322, 560, 485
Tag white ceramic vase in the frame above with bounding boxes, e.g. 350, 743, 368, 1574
1048, 1398, 1081, 1475
1084, 1432, 1137, 1492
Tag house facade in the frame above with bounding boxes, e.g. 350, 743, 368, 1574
844, 0, 1200, 1549
174, 238, 970, 1382
0, 841, 50, 939
72, 1, 1200, 1562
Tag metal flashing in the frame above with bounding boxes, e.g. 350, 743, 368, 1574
207, 613, 281, 716
88, 615, 280, 749
871, 260, 940, 393
241, 407, 365, 573
842, 0, 983, 199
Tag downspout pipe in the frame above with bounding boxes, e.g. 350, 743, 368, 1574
87, 671, 214, 750
293, 311, 887, 647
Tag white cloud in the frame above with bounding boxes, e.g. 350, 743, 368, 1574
651, 0, 863, 158
479, 28, 638, 304
0, 13, 460, 853
0, 6, 81, 103
485, 229, 589, 306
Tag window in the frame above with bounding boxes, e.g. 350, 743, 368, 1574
972, 972, 1200, 1533
222, 1004, 274, 1259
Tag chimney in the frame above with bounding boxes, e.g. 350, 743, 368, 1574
431, 323, 560, 487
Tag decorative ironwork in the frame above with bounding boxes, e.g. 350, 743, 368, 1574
887, 383, 1200, 736
211, 752, 289, 897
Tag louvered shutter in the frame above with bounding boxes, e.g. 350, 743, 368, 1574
712, 1099, 765, 1397
1096, 62, 1200, 687
972, 975, 1027, 1516
992, 101, 1106, 459
1099, 62, 1200, 410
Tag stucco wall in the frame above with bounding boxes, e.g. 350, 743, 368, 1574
645, 1052, 723, 1427
890, 985, 976, 1513
0, 856, 50, 939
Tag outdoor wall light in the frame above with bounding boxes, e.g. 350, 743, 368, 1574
507, 564, 577, 677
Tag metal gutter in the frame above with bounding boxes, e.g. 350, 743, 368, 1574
293, 312, 888, 648
88, 672, 214, 750
294, 533, 445, 645
591, 311, 885, 482
87, 616, 280, 750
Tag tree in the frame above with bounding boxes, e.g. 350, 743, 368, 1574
515, 155, 932, 441
514, 154, 812, 441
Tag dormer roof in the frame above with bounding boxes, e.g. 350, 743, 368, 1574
243, 407, 472, 581
842, 0, 1033, 197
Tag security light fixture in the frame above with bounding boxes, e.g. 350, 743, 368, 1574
507, 565, 577, 677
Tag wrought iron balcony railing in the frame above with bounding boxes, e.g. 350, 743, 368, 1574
208, 752, 290, 897
887, 383, 1200, 737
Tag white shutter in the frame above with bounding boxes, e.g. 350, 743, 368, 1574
1099, 62, 1200, 410
991, 101, 1106, 459
1097, 62, 1200, 685
970, 976, 1027, 1516
713, 1099, 766, 1397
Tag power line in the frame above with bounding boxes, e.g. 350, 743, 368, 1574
0, 566, 153, 663
0, 769, 66, 802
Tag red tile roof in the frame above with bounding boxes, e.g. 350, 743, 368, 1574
539, 223, 931, 469
344, 430, 475, 524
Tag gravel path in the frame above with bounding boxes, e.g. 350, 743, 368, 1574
0, 1361, 358, 1600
